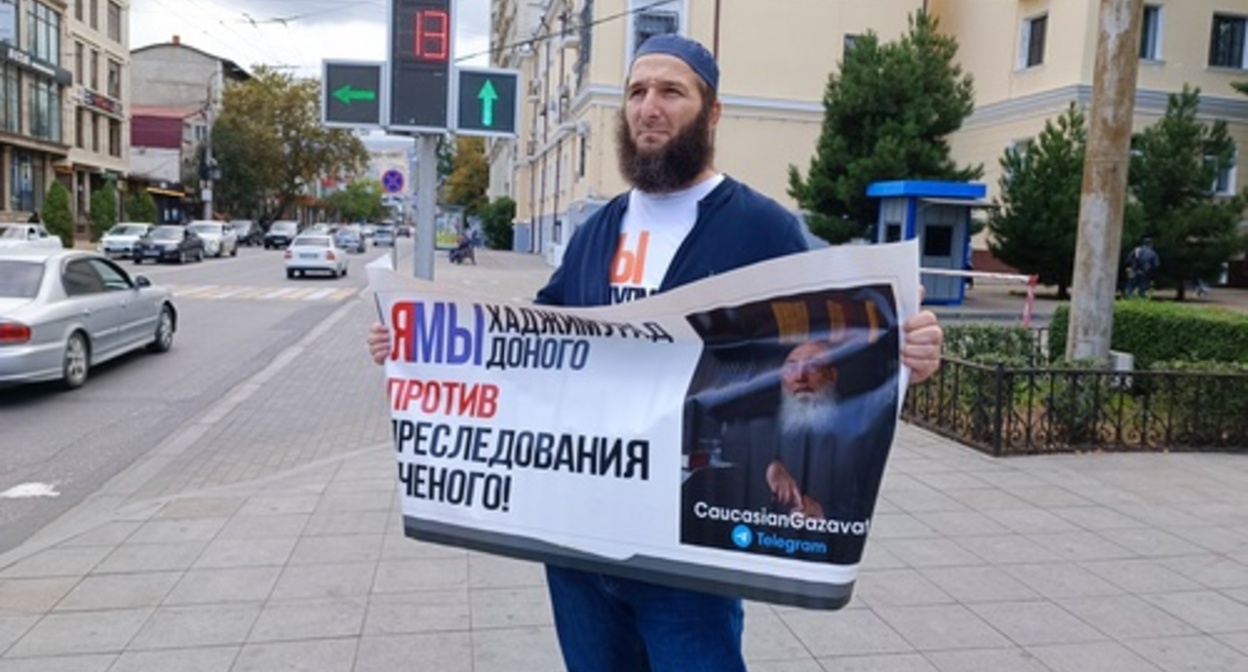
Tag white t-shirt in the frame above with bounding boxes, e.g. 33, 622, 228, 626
609, 174, 725, 304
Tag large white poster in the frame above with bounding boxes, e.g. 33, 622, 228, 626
368, 240, 921, 609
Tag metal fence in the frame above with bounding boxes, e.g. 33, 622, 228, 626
902, 358, 1248, 455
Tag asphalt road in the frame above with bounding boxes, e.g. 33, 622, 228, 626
0, 240, 397, 554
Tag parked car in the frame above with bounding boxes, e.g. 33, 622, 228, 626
230, 220, 263, 247
264, 221, 300, 249
334, 226, 366, 253
284, 235, 348, 278
0, 223, 63, 251
98, 223, 154, 259
133, 225, 205, 264
186, 220, 238, 258
0, 249, 177, 389
373, 226, 396, 247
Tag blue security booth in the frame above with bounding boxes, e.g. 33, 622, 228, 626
866, 180, 990, 305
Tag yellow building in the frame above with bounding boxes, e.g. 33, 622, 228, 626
491, 0, 1248, 272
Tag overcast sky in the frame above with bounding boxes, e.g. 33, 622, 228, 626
130, 0, 491, 78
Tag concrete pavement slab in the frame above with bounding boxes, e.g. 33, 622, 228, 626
3, 250, 1248, 670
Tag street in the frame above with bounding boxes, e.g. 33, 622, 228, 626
0, 242, 393, 555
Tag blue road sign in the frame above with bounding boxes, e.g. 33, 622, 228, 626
382, 169, 405, 194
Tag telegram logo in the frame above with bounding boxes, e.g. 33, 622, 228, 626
731, 524, 753, 549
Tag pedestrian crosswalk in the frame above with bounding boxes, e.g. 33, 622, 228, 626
165, 284, 362, 303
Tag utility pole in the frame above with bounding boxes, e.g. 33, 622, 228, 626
1065, 0, 1144, 362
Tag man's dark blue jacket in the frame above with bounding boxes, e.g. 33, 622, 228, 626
536, 176, 810, 306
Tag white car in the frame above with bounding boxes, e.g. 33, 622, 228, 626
0, 224, 63, 251
186, 220, 238, 258
284, 235, 348, 279
98, 223, 154, 259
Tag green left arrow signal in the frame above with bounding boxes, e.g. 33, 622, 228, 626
333, 85, 377, 106
477, 80, 498, 127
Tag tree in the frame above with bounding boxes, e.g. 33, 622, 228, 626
126, 190, 157, 223
1128, 85, 1248, 300
987, 105, 1088, 299
89, 185, 118, 242
41, 182, 73, 248
442, 136, 489, 217
324, 178, 387, 222
212, 66, 369, 226
788, 12, 981, 243
480, 196, 516, 250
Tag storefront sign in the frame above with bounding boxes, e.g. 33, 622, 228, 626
82, 89, 123, 117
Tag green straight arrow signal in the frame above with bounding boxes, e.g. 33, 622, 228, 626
333, 85, 377, 106
477, 80, 498, 127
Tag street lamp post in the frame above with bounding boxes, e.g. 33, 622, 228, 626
201, 69, 221, 220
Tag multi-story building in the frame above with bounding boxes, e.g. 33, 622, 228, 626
492, 0, 1248, 275
65, 0, 130, 236
128, 36, 247, 221
0, 0, 74, 224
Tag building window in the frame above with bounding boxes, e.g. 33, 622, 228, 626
10, 150, 46, 212
574, 0, 593, 90
109, 118, 121, 157
75, 41, 84, 84
90, 49, 98, 90
1139, 5, 1162, 60
91, 111, 99, 152
1004, 138, 1033, 183
75, 0, 83, 21
1212, 149, 1238, 195
107, 59, 120, 98
89, 0, 98, 30
76, 108, 85, 148
26, 1, 61, 65
0, 64, 19, 134
107, 1, 121, 42
1020, 14, 1047, 69
844, 34, 863, 54
29, 78, 61, 142
1210, 14, 1247, 69
630, 0, 680, 57
578, 133, 587, 178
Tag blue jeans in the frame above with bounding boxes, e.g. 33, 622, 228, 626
545, 565, 746, 672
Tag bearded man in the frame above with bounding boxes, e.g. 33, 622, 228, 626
370, 33, 944, 672
768, 340, 857, 522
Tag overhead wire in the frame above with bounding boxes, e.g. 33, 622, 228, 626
452, 0, 679, 64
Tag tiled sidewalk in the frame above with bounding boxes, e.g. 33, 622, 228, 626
2, 249, 1246, 671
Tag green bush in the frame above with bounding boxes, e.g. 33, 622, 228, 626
480, 196, 515, 250
944, 324, 1043, 364
126, 190, 157, 223
1049, 302, 1248, 367
89, 186, 118, 242
41, 182, 73, 248
1147, 360, 1248, 445
1045, 359, 1110, 445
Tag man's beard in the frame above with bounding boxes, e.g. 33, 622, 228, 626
616, 103, 715, 193
780, 388, 840, 435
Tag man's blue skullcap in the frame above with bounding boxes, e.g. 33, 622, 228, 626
633, 33, 719, 92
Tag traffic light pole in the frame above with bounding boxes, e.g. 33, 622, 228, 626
413, 133, 438, 280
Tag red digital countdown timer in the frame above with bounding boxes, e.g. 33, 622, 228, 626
412, 8, 449, 61
389, 0, 453, 129
393, 0, 452, 63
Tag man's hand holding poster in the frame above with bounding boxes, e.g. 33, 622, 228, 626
367, 240, 921, 609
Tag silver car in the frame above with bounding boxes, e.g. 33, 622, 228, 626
186, 220, 239, 258
98, 222, 154, 259
0, 249, 177, 389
